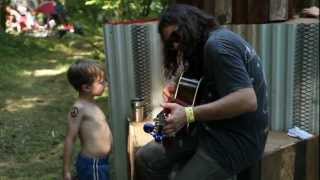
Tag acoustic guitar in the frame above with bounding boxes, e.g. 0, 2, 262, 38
143, 72, 202, 143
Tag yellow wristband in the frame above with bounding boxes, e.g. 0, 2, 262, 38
185, 107, 195, 124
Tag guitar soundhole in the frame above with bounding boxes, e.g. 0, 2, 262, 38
175, 77, 199, 106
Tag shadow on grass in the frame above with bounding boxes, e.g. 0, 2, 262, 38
0, 32, 108, 179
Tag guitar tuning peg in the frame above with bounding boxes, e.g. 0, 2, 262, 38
143, 123, 155, 133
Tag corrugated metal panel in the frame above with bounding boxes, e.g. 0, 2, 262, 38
227, 24, 296, 131
293, 23, 319, 133
226, 23, 319, 133
104, 24, 132, 180
103, 20, 163, 180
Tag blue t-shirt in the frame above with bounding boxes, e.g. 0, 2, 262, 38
197, 28, 269, 174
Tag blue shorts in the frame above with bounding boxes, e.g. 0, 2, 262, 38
75, 153, 110, 180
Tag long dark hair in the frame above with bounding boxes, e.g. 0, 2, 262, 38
158, 4, 220, 79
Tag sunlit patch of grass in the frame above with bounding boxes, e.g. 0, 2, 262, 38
17, 64, 69, 78
4, 97, 48, 112
32, 65, 69, 77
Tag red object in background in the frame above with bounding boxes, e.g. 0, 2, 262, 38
35, 1, 56, 15
63, 23, 74, 32
19, 15, 27, 29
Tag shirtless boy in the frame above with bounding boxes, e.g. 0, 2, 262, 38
63, 59, 112, 180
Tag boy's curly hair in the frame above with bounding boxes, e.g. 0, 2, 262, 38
67, 59, 106, 91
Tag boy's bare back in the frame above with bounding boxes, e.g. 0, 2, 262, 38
69, 99, 112, 158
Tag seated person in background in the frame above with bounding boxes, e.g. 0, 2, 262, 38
63, 59, 113, 180
34, 0, 57, 29
6, 14, 21, 33
5, 6, 22, 33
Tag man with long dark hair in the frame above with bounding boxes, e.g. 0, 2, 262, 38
136, 4, 269, 180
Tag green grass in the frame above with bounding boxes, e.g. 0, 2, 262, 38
0, 31, 108, 179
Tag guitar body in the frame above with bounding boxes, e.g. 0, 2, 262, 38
144, 73, 202, 144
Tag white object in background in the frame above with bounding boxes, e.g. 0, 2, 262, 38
48, 19, 56, 29
288, 126, 313, 140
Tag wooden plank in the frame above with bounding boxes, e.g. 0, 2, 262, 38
261, 134, 319, 180
214, 0, 232, 24
264, 131, 299, 155
232, 0, 248, 24
288, 0, 295, 19
238, 132, 319, 180
280, 146, 296, 180
292, 135, 319, 180
261, 146, 286, 180
248, 0, 269, 24
305, 136, 319, 180
173, 0, 232, 25
202, 0, 215, 16
269, 0, 288, 21
232, 0, 269, 24
128, 120, 153, 180
261, 145, 297, 180
293, 140, 306, 180
174, 0, 292, 23
175, 0, 204, 8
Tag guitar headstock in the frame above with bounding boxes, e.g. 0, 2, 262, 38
143, 111, 167, 143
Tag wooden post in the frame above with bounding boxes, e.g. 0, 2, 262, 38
213, 0, 232, 24
128, 121, 153, 180
232, 0, 248, 24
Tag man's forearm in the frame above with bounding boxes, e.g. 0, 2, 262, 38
194, 88, 257, 121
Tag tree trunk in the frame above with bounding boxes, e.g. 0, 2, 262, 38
141, 0, 152, 17
0, 0, 8, 32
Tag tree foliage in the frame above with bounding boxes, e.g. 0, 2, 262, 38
1, 0, 171, 32
83, 0, 170, 20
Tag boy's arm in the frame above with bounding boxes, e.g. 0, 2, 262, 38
63, 106, 82, 180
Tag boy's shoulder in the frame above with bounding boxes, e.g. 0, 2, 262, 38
70, 100, 84, 110
73, 99, 86, 108
68, 100, 87, 118
69, 99, 101, 117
